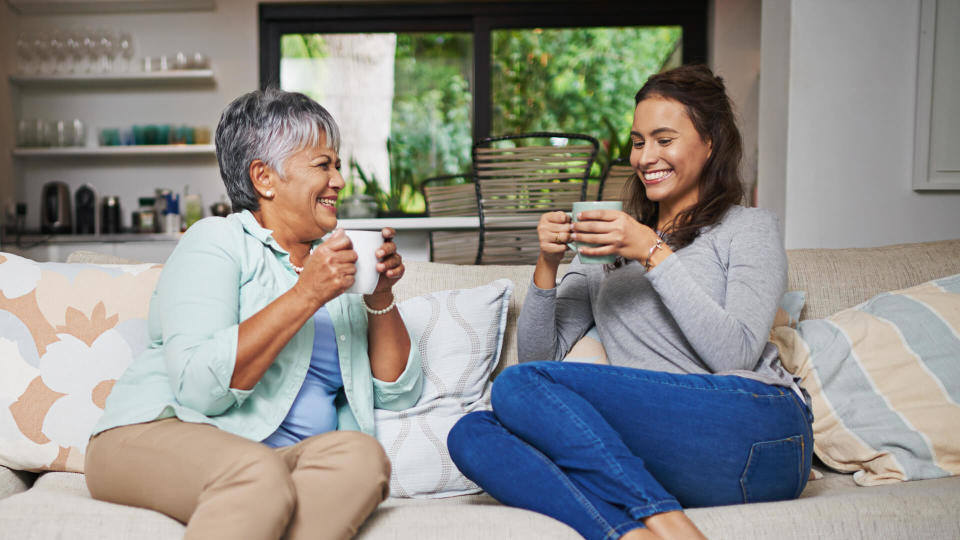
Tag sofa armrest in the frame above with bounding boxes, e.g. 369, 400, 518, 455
0, 464, 36, 499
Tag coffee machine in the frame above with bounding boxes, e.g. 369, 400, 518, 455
41, 181, 72, 234
74, 184, 98, 235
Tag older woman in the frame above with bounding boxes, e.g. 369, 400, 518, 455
84, 88, 423, 540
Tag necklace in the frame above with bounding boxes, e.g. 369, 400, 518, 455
292, 264, 303, 274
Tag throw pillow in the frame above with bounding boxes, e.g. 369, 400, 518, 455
0, 252, 162, 472
771, 273, 960, 486
375, 279, 513, 498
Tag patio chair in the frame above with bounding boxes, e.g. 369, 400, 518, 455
422, 173, 479, 264
473, 132, 599, 265
598, 158, 635, 201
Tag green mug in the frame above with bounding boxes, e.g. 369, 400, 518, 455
566, 200, 623, 264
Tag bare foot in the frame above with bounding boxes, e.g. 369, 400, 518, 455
619, 526, 662, 540
643, 510, 707, 540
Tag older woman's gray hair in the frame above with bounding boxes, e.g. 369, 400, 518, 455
215, 87, 341, 212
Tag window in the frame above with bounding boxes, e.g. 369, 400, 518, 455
260, 2, 707, 213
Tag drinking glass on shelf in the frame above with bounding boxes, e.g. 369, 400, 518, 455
81, 30, 98, 73
15, 33, 34, 75
65, 31, 83, 73
71, 119, 86, 147
49, 30, 69, 73
174, 51, 189, 70
17, 119, 35, 147
118, 32, 134, 72
97, 30, 116, 73
32, 32, 53, 74
190, 52, 210, 70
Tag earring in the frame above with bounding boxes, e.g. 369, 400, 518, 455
264, 189, 274, 198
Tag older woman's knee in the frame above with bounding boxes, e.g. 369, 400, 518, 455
221, 446, 296, 517
333, 432, 390, 494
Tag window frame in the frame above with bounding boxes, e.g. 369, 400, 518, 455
259, 1, 708, 142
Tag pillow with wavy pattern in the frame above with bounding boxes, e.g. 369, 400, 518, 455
771, 274, 960, 486
0, 252, 161, 472
375, 279, 512, 498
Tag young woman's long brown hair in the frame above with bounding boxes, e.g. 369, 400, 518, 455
625, 64, 744, 249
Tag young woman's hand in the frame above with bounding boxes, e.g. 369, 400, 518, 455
537, 211, 572, 266
570, 210, 671, 266
295, 229, 357, 306
369, 227, 404, 297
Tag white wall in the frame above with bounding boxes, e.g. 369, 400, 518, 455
710, 0, 762, 205
763, 0, 960, 248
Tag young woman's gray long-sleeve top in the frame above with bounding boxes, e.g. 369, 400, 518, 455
518, 205, 796, 388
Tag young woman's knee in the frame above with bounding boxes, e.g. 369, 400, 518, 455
490, 362, 556, 416
447, 411, 498, 476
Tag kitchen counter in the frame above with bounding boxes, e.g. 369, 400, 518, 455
0, 217, 483, 263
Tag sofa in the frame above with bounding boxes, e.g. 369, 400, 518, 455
2, 238, 959, 539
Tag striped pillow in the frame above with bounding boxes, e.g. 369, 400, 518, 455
771, 274, 960, 486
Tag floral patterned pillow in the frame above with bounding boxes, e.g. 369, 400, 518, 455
0, 252, 162, 472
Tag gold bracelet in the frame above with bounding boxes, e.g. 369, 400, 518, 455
644, 237, 663, 270
363, 295, 396, 315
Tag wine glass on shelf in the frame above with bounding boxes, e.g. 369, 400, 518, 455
65, 31, 83, 73
97, 30, 115, 73
32, 32, 52, 74
118, 32, 134, 72
49, 30, 68, 74
15, 33, 34, 75
81, 29, 98, 73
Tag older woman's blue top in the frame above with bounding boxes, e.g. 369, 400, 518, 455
91, 210, 423, 440
262, 307, 342, 447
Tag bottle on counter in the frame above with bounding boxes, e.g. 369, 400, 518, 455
183, 187, 203, 230
101, 196, 121, 234
162, 192, 180, 235
137, 197, 156, 233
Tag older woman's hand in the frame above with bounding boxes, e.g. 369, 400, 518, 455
370, 228, 404, 296
296, 229, 357, 306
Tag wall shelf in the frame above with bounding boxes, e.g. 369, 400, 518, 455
9, 70, 215, 88
12, 145, 216, 158
7, 0, 215, 15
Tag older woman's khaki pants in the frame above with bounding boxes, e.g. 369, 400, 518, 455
85, 418, 390, 540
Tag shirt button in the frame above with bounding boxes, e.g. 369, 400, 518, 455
339, 335, 347, 342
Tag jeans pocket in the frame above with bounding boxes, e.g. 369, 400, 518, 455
739, 436, 804, 503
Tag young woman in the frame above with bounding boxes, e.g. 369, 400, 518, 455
448, 65, 813, 540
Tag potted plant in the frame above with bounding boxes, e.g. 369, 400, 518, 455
349, 139, 426, 217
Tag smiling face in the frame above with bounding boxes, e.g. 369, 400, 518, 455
630, 95, 712, 220
263, 138, 344, 246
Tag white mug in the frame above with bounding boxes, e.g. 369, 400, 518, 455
343, 229, 384, 295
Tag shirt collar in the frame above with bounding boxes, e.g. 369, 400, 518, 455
235, 209, 326, 254
236, 209, 278, 247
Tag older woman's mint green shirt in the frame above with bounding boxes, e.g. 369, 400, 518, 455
92, 210, 423, 440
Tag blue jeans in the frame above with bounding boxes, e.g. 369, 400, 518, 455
447, 362, 813, 540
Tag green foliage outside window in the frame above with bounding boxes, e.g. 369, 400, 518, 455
281, 27, 680, 214
492, 26, 681, 175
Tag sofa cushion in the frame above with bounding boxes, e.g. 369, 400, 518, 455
786, 239, 960, 320
0, 472, 184, 539
772, 273, 960, 485
377, 280, 512, 498
0, 252, 162, 473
